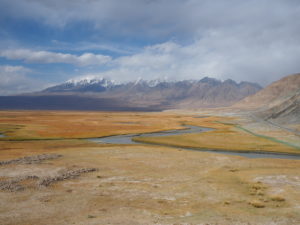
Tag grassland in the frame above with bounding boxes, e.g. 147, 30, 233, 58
0, 110, 299, 154
0, 110, 194, 140
133, 118, 300, 154
0, 110, 300, 224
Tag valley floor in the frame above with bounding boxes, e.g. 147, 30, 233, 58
0, 110, 299, 225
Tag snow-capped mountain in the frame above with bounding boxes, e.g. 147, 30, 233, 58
43, 77, 119, 93
43, 77, 175, 92
133, 77, 171, 87
40, 76, 262, 109
67, 77, 118, 87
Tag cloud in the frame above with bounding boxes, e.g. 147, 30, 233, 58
0, 65, 47, 95
1, 0, 300, 39
1, 0, 300, 86
0, 49, 111, 66
74, 37, 300, 85
49, 40, 137, 55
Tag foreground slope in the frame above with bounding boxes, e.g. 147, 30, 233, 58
234, 73, 300, 130
235, 73, 300, 109
258, 91, 300, 124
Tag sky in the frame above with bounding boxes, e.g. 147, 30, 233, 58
0, 0, 300, 95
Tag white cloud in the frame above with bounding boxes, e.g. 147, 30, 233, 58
0, 49, 111, 66
75, 38, 300, 85
1, 0, 300, 86
2, 0, 300, 40
0, 65, 47, 95
49, 40, 137, 55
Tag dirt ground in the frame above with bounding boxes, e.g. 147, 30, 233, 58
0, 111, 299, 225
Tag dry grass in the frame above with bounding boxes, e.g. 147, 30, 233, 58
134, 124, 300, 154
0, 110, 300, 224
270, 195, 286, 202
1, 144, 300, 224
0, 110, 209, 140
249, 200, 265, 208
1, 110, 299, 154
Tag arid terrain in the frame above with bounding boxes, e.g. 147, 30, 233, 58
1, 0, 300, 224
0, 110, 299, 225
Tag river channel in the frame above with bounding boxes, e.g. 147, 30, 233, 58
88, 125, 300, 160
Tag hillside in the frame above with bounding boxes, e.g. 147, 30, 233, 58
235, 73, 300, 109
234, 73, 300, 130
258, 91, 300, 125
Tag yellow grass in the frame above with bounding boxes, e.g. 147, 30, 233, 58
0, 110, 195, 139
134, 126, 300, 154
249, 200, 265, 208
0, 111, 300, 224
1, 143, 300, 224
0, 110, 299, 154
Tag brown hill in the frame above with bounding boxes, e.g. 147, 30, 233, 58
258, 91, 300, 124
174, 79, 261, 108
235, 73, 300, 109
98, 78, 261, 109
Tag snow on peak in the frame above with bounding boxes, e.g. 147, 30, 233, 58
66, 76, 118, 87
133, 77, 170, 87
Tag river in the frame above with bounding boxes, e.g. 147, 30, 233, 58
88, 125, 300, 160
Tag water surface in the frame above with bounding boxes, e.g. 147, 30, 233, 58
88, 125, 300, 160
89, 125, 212, 145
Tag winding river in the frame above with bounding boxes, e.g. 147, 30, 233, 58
88, 125, 300, 160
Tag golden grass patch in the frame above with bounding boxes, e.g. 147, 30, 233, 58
270, 195, 285, 202
1, 110, 299, 154
0, 110, 198, 139
249, 200, 265, 208
134, 125, 300, 154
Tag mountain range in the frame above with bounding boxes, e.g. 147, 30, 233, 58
18, 77, 262, 110
0, 77, 262, 111
0, 73, 299, 126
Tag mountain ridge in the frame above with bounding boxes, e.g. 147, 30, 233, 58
40, 76, 262, 109
42, 76, 261, 94
0, 76, 262, 110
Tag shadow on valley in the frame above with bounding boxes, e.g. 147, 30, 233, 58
0, 96, 164, 111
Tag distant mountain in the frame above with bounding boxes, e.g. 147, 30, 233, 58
39, 77, 261, 109
43, 77, 118, 93
0, 76, 262, 111
173, 78, 262, 108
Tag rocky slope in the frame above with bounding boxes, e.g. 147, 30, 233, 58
258, 91, 300, 124
235, 73, 300, 129
235, 73, 300, 109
